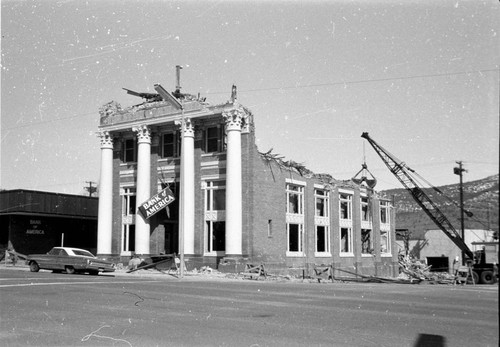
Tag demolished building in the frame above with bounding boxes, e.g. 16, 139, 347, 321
96, 79, 397, 277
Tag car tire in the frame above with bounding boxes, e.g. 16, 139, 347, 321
65, 266, 75, 274
29, 262, 40, 272
480, 271, 495, 285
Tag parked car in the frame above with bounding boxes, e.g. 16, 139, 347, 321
27, 247, 115, 275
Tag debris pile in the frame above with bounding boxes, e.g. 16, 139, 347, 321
398, 255, 456, 284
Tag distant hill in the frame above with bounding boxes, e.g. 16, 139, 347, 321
379, 174, 499, 239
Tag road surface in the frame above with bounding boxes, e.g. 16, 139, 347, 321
0, 268, 498, 346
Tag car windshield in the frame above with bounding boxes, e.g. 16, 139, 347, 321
72, 249, 95, 257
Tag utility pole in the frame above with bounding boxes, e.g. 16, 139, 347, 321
453, 161, 466, 265
84, 181, 97, 197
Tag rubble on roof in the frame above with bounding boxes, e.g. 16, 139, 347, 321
259, 148, 336, 184
258, 148, 386, 194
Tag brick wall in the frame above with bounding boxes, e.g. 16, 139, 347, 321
244, 142, 398, 277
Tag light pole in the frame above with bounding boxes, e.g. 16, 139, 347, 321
454, 161, 466, 265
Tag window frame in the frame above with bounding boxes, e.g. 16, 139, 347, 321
205, 181, 226, 212
315, 225, 330, 255
286, 184, 304, 215
314, 187, 330, 256
380, 201, 389, 224
361, 228, 373, 255
339, 193, 352, 220
160, 131, 181, 158
315, 189, 329, 217
380, 229, 391, 256
361, 197, 370, 222
123, 138, 137, 163
205, 220, 226, 254
122, 188, 136, 216
340, 227, 353, 256
204, 180, 226, 256
203, 125, 225, 154
286, 181, 306, 257
287, 223, 304, 255
121, 188, 136, 255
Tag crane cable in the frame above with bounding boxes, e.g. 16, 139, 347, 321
408, 167, 491, 230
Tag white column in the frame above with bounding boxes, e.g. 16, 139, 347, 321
97, 131, 113, 255
133, 125, 151, 255
223, 109, 245, 256
178, 118, 195, 255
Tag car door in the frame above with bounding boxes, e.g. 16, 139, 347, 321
42, 248, 63, 270
55, 249, 69, 270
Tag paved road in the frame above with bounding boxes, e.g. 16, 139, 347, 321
0, 268, 498, 347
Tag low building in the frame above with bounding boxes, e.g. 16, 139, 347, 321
0, 189, 98, 255
396, 228, 496, 273
96, 82, 398, 277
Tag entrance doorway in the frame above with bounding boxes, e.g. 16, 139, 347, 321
163, 222, 178, 255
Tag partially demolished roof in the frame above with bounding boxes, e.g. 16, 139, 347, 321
258, 148, 380, 193
98, 84, 250, 131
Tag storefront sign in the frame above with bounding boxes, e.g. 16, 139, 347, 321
138, 187, 175, 219
26, 219, 44, 235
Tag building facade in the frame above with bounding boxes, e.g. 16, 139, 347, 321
97, 85, 397, 277
0, 190, 98, 255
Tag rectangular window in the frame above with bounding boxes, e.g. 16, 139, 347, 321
361, 229, 372, 254
123, 139, 136, 162
380, 230, 390, 254
161, 132, 181, 158
340, 193, 352, 220
203, 126, 224, 153
380, 201, 389, 224
206, 221, 225, 252
122, 188, 136, 216
205, 181, 226, 211
340, 227, 353, 253
316, 225, 329, 253
122, 225, 135, 252
268, 220, 273, 238
315, 189, 329, 217
361, 197, 370, 221
286, 182, 305, 256
287, 184, 304, 215
121, 188, 136, 254
288, 223, 303, 253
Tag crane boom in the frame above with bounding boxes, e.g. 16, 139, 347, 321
361, 132, 474, 259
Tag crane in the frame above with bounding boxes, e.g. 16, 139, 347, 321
361, 132, 497, 284
361, 132, 473, 259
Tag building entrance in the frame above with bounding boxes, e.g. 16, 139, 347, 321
163, 222, 179, 254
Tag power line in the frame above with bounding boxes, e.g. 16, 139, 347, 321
206, 68, 499, 95
4, 67, 497, 131
3, 111, 96, 131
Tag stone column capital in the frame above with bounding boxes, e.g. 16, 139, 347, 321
175, 117, 195, 138
223, 108, 246, 131
132, 125, 151, 144
97, 131, 113, 149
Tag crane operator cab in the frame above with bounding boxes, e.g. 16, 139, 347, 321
471, 241, 498, 284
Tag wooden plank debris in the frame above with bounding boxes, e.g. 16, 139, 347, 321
314, 265, 333, 283
241, 263, 267, 280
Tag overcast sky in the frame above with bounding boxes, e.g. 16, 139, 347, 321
1, 0, 499, 195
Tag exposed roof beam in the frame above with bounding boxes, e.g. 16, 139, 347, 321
154, 84, 183, 110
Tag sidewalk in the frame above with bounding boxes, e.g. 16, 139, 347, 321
0, 261, 241, 282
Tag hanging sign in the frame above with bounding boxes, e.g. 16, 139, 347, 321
138, 187, 175, 219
